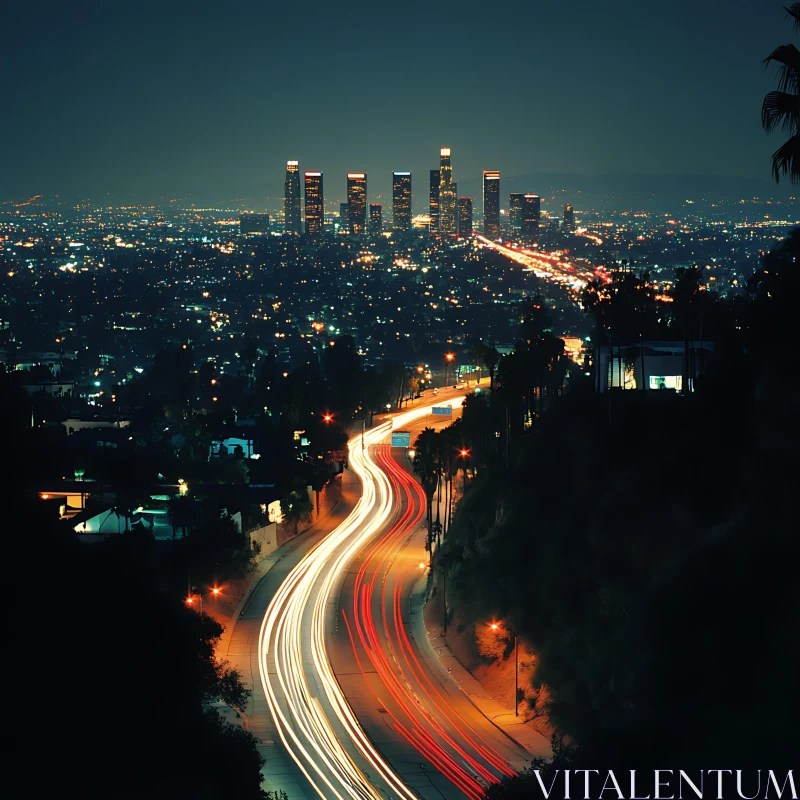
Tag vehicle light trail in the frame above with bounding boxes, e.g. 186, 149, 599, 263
258, 398, 468, 800
473, 232, 610, 287
340, 444, 518, 798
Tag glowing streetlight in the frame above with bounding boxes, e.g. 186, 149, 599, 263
490, 621, 519, 716
445, 352, 455, 387
178, 479, 188, 496
211, 587, 221, 596
322, 413, 333, 423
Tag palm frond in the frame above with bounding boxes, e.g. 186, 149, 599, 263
771, 131, 800, 184
786, 3, 800, 29
762, 90, 800, 134
763, 43, 800, 94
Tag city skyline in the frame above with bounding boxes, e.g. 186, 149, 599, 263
1, 0, 786, 201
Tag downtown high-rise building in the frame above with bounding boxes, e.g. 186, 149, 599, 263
392, 171, 412, 231
509, 192, 524, 234
284, 160, 301, 234
347, 173, 367, 235
457, 197, 473, 238
304, 171, 324, 236
522, 194, 541, 245
438, 148, 457, 238
339, 202, 350, 234
368, 204, 382, 235
483, 170, 501, 239
564, 204, 575, 233
429, 169, 440, 234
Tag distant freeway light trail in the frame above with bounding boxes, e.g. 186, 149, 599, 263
258, 398, 467, 800
473, 232, 610, 287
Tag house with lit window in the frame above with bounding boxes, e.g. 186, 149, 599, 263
596, 341, 714, 393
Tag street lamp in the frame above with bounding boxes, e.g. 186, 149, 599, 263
459, 448, 470, 495
186, 594, 203, 614
322, 413, 333, 423
445, 352, 455, 388
491, 622, 519, 716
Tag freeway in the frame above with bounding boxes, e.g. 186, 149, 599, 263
249, 384, 539, 799
329, 412, 538, 799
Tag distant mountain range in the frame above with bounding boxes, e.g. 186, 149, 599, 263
452, 172, 796, 213
5, 173, 795, 215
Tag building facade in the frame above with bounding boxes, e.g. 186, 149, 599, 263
392, 171, 411, 231
457, 197, 473, 238
368, 204, 382, 235
483, 170, 500, 239
347, 173, 367, 235
438, 148, 457, 238
240, 213, 270, 236
509, 192, 524, 234
564, 204, 575, 233
338, 202, 350, 234
522, 194, 541, 245
304, 172, 323, 235
284, 160, 301, 234
429, 169, 440, 234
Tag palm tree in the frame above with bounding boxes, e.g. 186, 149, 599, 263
762, 4, 800, 183
412, 428, 439, 556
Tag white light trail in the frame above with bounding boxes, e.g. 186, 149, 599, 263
258, 399, 465, 799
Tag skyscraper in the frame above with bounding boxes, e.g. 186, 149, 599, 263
509, 192, 524, 234
564, 204, 575, 233
284, 160, 301, 234
483, 171, 501, 239
392, 171, 412, 231
368, 204, 382, 235
304, 172, 323, 236
438, 148, 457, 238
522, 194, 541, 245
457, 197, 473, 238
339, 202, 350, 234
347, 173, 367, 235
429, 169, 440, 234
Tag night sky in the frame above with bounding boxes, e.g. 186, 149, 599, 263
0, 0, 788, 203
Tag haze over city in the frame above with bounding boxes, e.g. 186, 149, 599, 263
1, 0, 789, 202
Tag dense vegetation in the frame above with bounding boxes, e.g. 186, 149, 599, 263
11, 501, 266, 799
440, 230, 800, 783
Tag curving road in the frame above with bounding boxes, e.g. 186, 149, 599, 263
253, 389, 538, 799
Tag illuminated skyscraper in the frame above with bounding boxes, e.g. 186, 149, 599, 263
429, 169, 440, 234
392, 171, 412, 231
438, 148, 457, 238
564, 204, 575, 233
457, 197, 473, 238
284, 160, 301, 234
304, 172, 323, 236
509, 193, 524, 234
347, 173, 367, 235
483, 170, 501, 239
522, 194, 541, 245
368, 204, 382, 235
339, 202, 350, 235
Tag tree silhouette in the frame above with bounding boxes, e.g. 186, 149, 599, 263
412, 427, 439, 552
762, 3, 800, 182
